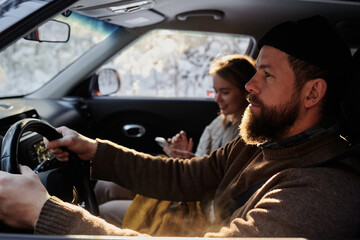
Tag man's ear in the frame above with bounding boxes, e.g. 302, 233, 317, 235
303, 78, 327, 109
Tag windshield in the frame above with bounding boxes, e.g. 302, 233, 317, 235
0, 12, 118, 98
0, 0, 52, 32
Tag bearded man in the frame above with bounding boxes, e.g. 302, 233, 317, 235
0, 16, 359, 238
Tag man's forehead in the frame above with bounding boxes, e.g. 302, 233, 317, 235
255, 45, 289, 69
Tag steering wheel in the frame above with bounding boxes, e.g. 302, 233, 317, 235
0, 118, 99, 217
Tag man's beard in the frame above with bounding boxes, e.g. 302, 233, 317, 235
239, 92, 300, 145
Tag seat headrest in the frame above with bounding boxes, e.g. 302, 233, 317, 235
340, 48, 360, 144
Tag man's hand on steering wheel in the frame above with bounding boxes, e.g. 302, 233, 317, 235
44, 126, 98, 162
0, 119, 100, 230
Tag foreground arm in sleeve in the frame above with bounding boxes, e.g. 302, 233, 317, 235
35, 196, 147, 236
91, 138, 237, 201
45, 126, 231, 201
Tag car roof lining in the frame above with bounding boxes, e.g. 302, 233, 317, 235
69, 0, 360, 45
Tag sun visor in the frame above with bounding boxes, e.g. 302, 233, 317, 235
73, 0, 164, 28
99, 10, 164, 28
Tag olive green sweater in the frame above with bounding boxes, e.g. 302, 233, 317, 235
35, 133, 360, 238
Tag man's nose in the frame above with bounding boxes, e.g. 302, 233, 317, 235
245, 74, 260, 95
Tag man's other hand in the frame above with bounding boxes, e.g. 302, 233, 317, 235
0, 165, 50, 229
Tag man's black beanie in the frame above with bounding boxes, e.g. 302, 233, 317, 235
257, 15, 351, 102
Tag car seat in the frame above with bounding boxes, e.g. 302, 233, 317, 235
340, 48, 360, 145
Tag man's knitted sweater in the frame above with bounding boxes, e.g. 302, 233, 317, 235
35, 132, 360, 238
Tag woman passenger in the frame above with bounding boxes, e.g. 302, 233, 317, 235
164, 54, 256, 158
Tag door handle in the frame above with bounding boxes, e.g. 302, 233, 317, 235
122, 124, 146, 138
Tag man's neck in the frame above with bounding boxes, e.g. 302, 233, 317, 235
259, 118, 339, 149
279, 107, 323, 140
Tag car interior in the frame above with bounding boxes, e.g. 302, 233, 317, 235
0, 0, 360, 239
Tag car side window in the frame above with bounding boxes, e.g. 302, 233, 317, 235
103, 29, 254, 98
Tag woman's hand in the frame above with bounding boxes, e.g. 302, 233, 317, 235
44, 126, 98, 162
163, 130, 195, 158
169, 130, 193, 151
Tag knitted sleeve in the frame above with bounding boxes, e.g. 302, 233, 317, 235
35, 196, 148, 236
90, 138, 236, 201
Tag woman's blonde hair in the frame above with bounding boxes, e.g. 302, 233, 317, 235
209, 54, 256, 126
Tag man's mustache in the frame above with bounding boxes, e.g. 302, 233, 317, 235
246, 93, 263, 107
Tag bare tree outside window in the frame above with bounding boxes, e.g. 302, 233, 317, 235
106, 30, 254, 98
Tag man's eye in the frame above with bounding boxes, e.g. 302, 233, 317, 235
265, 72, 271, 78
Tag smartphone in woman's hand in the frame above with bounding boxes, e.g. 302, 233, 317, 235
155, 137, 169, 148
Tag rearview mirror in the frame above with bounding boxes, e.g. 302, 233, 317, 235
24, 20, 70, 43
90, 68, 121, 96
